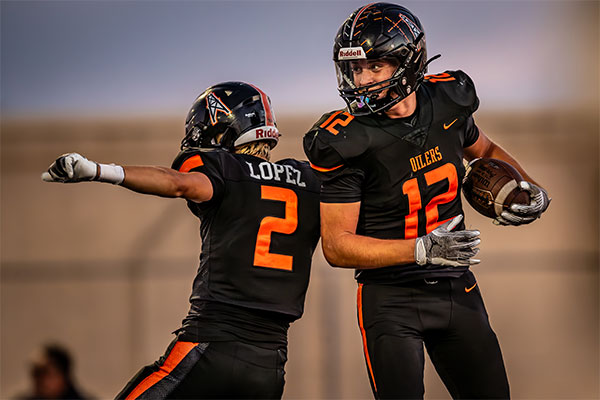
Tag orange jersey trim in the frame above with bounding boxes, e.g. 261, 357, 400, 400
179, 154, 204, 173
357, 284, 377, 392
309, 162, 343, 173
125, 341, 198, 400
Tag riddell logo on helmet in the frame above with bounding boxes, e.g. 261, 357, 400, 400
338, 47, 366, 60
255, 128, 279, 139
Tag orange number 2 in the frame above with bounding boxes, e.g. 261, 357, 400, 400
401, 163, 458, 239
253, 186, 298, 271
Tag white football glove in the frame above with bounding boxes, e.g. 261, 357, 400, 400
415, 215, 481, 268
494, 181, 550, 226
41, 153, 124, 184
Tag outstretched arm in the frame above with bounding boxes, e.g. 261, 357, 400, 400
42, 153, 213, 203
464, 128, 550, 225
120, 166, 212, 202
320, 202, 479, 269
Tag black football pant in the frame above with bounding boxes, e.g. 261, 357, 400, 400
116, 339, 287, 399
357, 271, 510, 399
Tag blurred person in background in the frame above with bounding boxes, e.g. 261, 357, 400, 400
41, 82, 320, 399
303, 2, 550, 399
15, 343, 91, 400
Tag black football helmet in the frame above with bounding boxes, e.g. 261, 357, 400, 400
333, 3, 439, 115
181, 82, 279, 150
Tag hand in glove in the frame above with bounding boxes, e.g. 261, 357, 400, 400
494, 181, 550, 226
42, 153, 124, 184
415, 215, 481, 268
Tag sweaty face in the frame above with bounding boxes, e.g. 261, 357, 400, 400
350, 58, 399, 98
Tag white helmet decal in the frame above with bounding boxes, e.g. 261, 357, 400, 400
206, 92, 231, 125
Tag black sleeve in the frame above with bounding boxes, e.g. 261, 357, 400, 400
320, 168, 365, 203
463, 116, 480, 148
435, 70, 480, 148
171, 150, 226, 206
303, 128, 347, 181
445, 70, 480, 115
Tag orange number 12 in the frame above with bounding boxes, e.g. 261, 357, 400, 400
402, 163, 458, 239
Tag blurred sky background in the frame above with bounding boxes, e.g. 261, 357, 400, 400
2, 0, 598, 119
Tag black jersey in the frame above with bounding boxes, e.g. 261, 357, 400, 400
171, 149, 320, 321
303, 70, 480, 284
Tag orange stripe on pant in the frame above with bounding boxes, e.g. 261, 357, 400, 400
125, 341, 198, 400
357, 283, 377, 393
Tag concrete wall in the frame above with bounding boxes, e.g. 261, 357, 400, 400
1, 110, 598, 398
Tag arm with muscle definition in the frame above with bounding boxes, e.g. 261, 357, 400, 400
320, 202, 480, 270
41, 152, 212, 203
321, 202, 415, 268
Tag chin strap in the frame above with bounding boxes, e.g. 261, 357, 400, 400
410, 31, 441, 78
423, 54, 441, 70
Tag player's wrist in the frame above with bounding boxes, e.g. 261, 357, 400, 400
414, 236, 428, 266
96, 163, 125, 184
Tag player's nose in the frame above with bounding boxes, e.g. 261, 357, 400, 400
357, 71, 375, 87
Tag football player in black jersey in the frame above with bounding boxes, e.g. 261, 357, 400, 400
303, 3, 550, 399
42, 82, 321, 399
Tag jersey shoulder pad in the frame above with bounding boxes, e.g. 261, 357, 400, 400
303, 109, 370, 177
423, 70, 479, 114
171, 148, 224, 173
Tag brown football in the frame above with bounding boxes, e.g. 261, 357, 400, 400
462, 158, 530, 219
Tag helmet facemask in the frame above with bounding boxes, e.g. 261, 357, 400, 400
335, 33, 428, 116
181, 122, 229, 149
333, 3, 438, 116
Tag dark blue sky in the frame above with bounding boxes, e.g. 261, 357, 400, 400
1, 1, 597, 116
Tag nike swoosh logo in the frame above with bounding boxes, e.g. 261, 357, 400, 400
465, 283, 477, 293
443, 118, 458, 130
